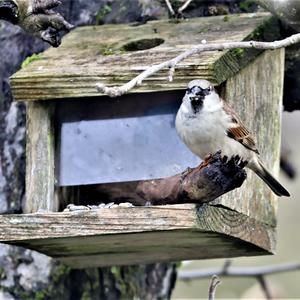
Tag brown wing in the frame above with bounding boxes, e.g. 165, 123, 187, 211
223, 100, 259, 154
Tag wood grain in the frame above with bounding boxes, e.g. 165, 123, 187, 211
25, 101, 58, 213
213, 49, 285, 227
0, 204, 275, 268
10, 13, 279, 101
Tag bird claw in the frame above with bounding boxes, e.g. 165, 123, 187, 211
222, 155, 228, 163
220, 154, 248, 168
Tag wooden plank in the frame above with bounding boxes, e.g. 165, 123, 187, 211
213, 49, 285, 227
0, 204, 275, 268
10, 13, 279, 101
25, 101, 58, 213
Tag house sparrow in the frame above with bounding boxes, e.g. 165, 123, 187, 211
175, 79, 290, 197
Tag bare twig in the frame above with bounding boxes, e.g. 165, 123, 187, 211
96, 32, 300, 97
208, 275, 221, 300
164, 0, 175, 16
178, 0, 194, 14
178, 262, 300, 280
221, 260, 232, 273
257, 275, 273, 300
168, 66, 175, 82
180, 262, 300, 300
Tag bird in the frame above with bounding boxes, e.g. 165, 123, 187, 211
175, 79, 290, 197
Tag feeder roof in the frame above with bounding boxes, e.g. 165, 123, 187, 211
10, 13, 278, 101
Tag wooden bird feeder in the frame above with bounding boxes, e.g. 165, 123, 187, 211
0, 13, 284, 268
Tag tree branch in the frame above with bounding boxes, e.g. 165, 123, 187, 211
180, 262, 300, 300
96, 33, 300, 97
257, 275, 273, 300
135, 151, 247, 206
164, 0, 175, 16
178, 0, 194, 14
0, 0, 73, 47
65, 152, 246, 208
208, 275, 221, 300
178, 262, 300, 280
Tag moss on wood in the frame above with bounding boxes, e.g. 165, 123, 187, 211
21, 53, 42, 68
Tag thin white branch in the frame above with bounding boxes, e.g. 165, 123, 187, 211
208, 275, 221, 300
168, 66, 175, 82
178, 0, 194, 14
96, 32, 300, 98
164, 0, 175, 16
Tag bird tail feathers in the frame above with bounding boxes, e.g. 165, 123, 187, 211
254, 161, 290, 197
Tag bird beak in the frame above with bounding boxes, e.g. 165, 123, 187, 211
188, 89, 206, 104
190, 95, 204, 104
187, 86, 208, 101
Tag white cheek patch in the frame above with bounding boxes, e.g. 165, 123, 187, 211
203, 93, 222, 112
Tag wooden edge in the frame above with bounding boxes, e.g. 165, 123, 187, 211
49, 230, 268, 268
0, 204, 276, 267
212, 16, 281, 84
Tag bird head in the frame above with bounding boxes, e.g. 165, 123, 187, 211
182, 79, 220, 114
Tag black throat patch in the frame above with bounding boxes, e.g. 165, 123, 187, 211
191, 98, 203, 114
188, 85, 211, 114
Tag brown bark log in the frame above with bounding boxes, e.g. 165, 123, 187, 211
136, 151, 247, 206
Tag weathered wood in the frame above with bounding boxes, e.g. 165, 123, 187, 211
57, 49, 285, 230
214, 49, 285, 226
10, 13, 279, 101
0, 204, 275, 268
7, 13, 284, 266
25, 101, 58, 213
135, 152, 247, 205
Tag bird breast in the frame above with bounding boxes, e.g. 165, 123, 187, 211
175, 107, 251, 161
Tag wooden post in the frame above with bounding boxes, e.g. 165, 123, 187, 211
25, 101, 57, 213
214, 49, 285, 227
